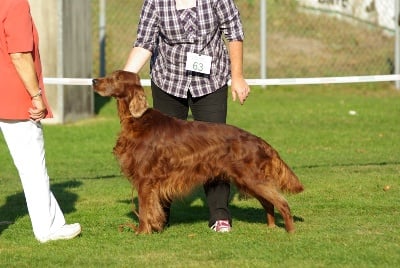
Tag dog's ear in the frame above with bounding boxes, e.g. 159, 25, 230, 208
129, 89, 148, 118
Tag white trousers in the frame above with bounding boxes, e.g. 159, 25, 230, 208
0, 120, 65, 240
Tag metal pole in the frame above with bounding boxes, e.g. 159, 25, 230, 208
99, 0, 106, 76
57, 0, 64, 121
395, 0, 400, 89
260, 0, 267, 79
260, 0, 267, 81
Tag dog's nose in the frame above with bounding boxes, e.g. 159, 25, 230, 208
92, 79, 98, 85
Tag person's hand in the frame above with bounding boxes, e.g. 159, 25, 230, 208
29, 97, 48, 121
231, 77, 250, 105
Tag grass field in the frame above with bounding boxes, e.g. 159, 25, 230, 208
1, 83, 399, 267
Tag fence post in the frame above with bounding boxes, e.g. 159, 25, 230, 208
396, 0, 400, 89
99, 0, 106, 76
260, 0, 267, 82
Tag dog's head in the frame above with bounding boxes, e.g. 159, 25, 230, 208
92, 70, 148, 118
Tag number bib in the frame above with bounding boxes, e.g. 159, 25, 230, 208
185, 52, 212, 75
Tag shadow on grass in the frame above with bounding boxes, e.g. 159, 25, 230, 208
0, 180, 82, 236
118, 186, 304, 231
296, 160, 400, 170
94, 93, 111, 114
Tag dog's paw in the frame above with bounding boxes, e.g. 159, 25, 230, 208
118, 223, 138, 233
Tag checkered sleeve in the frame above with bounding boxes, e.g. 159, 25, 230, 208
134, 0, 159, 52
216, 0, 244, 42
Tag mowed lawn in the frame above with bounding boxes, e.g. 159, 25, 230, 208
0, 83, 399, 267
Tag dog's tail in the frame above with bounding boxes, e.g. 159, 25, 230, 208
270, 152, 304, 194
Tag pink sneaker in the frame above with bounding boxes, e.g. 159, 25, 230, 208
210, 220, 231, 233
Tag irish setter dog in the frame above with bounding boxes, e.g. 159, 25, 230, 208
92, 70, 304, 234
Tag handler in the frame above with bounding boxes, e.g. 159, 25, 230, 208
123, 0, 250, 232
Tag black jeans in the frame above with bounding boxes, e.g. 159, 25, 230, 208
151, 81, 232, 227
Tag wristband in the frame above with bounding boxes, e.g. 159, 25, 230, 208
31, 89, 42, 99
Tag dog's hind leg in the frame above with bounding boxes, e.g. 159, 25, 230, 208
257, 198, 276, 228
244, 183, 295, 233
259, 186, 294, 232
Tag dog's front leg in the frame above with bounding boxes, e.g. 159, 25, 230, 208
136, 185, 166, 234
136, 186, 155, 234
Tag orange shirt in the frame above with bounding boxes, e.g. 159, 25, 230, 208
0, 0, 53, 119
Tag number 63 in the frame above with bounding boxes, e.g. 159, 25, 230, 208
193, 62, 204, 72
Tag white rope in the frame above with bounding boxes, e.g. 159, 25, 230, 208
44, 74, 400, 87
245, 74, 400, 86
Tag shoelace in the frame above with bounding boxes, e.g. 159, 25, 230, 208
210, 220, 231, 232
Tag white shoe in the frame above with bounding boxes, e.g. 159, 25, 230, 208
38, 223, 81, 243
210, 220, 231, 233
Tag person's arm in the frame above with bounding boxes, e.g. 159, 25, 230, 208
10, 52, 47, 121
228, 40, 250, 105
123, 47, 152, 73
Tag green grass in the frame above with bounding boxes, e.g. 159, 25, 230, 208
1, 83, 399, 267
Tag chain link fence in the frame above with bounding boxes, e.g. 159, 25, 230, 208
91, 0, 396, 79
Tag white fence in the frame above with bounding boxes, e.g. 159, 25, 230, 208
298, 0, 395, 31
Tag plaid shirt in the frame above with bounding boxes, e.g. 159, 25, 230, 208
134, 0, 244, 98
